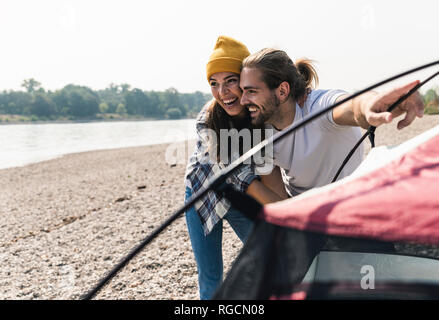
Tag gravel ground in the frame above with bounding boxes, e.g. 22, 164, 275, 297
1, 115, 439, 300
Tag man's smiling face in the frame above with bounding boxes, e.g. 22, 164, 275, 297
239, 67, 280, 127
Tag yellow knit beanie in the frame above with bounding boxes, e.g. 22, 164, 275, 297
206, 36, 250, 82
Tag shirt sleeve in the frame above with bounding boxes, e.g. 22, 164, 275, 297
310, 89, 349, 130
324, 90, 349, 128
227, 164, 260, 193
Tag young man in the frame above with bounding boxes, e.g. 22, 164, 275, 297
240, 48, 424, 196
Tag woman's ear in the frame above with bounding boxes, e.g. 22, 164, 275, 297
277, 81, 291, 103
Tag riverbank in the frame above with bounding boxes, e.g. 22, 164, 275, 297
0, 142, 205, 299
1, 115, 439, 299
0, 114, 195, 125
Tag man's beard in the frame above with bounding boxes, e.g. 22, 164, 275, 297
250, 93, 280, 127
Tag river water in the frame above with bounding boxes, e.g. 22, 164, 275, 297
0, 119, 196, 170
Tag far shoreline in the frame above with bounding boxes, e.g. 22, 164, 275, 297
0, 116, 197, 126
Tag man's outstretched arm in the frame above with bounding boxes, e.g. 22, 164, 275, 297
333, 80, 424, 129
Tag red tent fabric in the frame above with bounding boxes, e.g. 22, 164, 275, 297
262, 126, 439, 245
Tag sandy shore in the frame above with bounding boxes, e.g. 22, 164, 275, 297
1, 115, 439, 300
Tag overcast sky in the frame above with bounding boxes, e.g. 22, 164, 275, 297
1, 0, 438, 94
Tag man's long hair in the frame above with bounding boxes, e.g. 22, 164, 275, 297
242, 48, 319, 101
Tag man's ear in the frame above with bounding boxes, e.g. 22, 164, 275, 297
277, 81, 291, 103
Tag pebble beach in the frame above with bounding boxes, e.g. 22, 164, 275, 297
1, 115, 439, 300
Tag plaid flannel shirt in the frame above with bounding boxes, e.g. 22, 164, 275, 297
184, 102, 259, 235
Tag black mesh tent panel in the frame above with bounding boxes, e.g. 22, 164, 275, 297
212, 218, 439, 300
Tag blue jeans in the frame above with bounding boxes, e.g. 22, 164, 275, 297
184, 187, 254, 300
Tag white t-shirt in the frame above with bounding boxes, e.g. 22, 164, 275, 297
269, 89, 364, 196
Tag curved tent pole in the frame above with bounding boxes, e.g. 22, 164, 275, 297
81, 60, 439, 300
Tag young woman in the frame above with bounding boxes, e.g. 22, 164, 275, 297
183, 36, 290, 300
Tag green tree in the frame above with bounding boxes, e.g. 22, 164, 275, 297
146, 90, 164, 117
423, 88, 439, 114
2, 91, 32, 114
21, 78, 42, 93
163, 87, 186, 117
98, 84, 124, 113
180, 91, 212, 117
123, 88, 152, 116
54, 85, 100, 118
99, 102, 109, 113
423, 89, 438, 106
120, 83, 131, 94
30, 93, 56, 117
116, 103, 127, 115
165, 108, 182, 119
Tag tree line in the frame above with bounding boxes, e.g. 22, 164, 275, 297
0, 79, 213, 122
423, 87, 439, 114
1, 79, 438, 123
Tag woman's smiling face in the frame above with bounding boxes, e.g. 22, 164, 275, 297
209, 72, 246, 117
